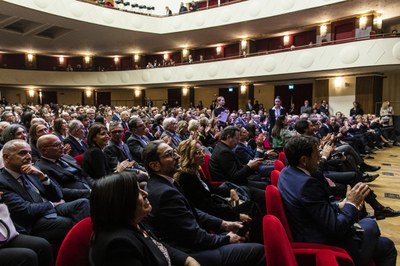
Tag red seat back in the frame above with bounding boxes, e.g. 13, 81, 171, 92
200, 153, 222, 186
270, 170, 281, 187
74, 154, 84, 167
263, 215, 297, 266
266, 185, 294, 241
274, 160, 285, 171
278, 151, 286, 163
56, 217, 92, 266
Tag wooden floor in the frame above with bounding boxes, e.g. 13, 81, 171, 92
363, 145, 400, 265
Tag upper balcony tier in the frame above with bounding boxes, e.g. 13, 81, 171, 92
1, 0, 399, 56
1, 36, 399, 88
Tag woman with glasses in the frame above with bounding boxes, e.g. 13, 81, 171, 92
90, 172, 199, 266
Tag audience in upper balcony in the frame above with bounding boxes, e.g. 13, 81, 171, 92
178, 2, 188, 14
166, 6, 172, 16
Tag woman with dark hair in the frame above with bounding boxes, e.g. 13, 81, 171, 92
271, 115, 294, 152
83, 123, 131, 180
0, 124, 28, 168
90, 172, 199, 266
29, 123, 49, 163
20, 111, 35, 132
53, 118, 68, 141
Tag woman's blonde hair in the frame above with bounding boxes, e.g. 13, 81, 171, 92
177, 138, 198, 175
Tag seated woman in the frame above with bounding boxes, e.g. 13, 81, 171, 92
176, 138, 263, 243
271, 115, 294, 152
90, 172, 199, 266
83, 123, 133, 180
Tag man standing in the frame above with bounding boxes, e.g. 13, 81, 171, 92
300, 100, 312, 114
143, 140, 265, 266
268, 97, 287, 135
278, 135, 397, 265
0, 139, 89, 244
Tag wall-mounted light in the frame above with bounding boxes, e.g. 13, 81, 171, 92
359, 16, 367, 29
334, 77, 344, 89
373, 14, 382, 30
134, 54, 140, 62
27, 53, 34, 62
84, 56, 91, 64
182, 49, 189, 57
216, 46, 222, 55
182, 87, 188, 96
28, 88, 35, 98
320, 25, 328, 36
163, 53, 170, 61
114, 57, 120, 64
240, 84, 247, 94
240, 40, 247, 50
283, 35, 290, 46
134, 89, 141, 97
85, 88, 92, 98
59, 56, 65, 64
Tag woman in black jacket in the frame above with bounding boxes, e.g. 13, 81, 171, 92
90, 172, 199, 266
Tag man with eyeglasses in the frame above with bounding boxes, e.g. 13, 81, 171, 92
35, 134, 92, 201
143, 140, 265, 266
0, 139, 90, 244
104, 122, 148, 179
127, 117, 151, 165
63, 120, 87, 157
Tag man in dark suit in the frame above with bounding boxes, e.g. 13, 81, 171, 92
278, 135, 397, 266
0, 139, 90, 244
209, 126, 268, 210
35, 134, 92, 201
142, 140, 265, 266
268, 97, 287, 135
127, 117, 150, 165
63, 120, 87, 157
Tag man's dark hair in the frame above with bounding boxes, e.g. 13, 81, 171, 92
221, 126, 239, 140
294, 119, 310, 135
284, 135, 318, 167
128, 116, 141, 131
90, 172, 139, 233
142, 140, 164, 174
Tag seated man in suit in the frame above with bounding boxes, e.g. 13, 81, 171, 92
143, 140, 265, 266
35, 134, 92, 201
209, 126, 268, 210
278, 135, 397, 266
0, 139, 90, 244
104, 122, 148, 178
63, 119, 87, 157
127, 117, 151, 165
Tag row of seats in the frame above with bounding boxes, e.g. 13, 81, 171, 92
115, 1, 155, 12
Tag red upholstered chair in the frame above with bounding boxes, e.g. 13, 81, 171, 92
56, 217, 92, 266
278, 151, 286, 163
200, 153, 223, 186
270, 170, 281, 187
265, 186, 354, 266
263, 215, 339, 266
74, 154, 84, 167
274, 159, 285, 172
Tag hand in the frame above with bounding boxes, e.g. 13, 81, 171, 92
221, 220, 242, 232
21, 164, 47, 181
227, 232, 245, 243
116, 160, 135, 172
53, 199, 65, 207
239, 214, 252, 223
184, 257, 201, 266
346, 183, 370, 209
63, 144, 72, 155
154, 131, 161, 139
320, 143, 333, 158
162, 136, 171, 145
247, 159, 262, 170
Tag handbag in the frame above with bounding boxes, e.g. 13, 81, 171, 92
0, 204, 19, 247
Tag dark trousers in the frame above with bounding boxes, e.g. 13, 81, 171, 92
338, 218, 397, 266
0, 234, 53, 266
32, 198, 90, 244
190, 242, 265, 266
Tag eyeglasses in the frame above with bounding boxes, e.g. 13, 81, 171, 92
160, 149, 178, 158
194, 148, 205, 155
44, 142, 64, 148
111, 130, 124, 134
